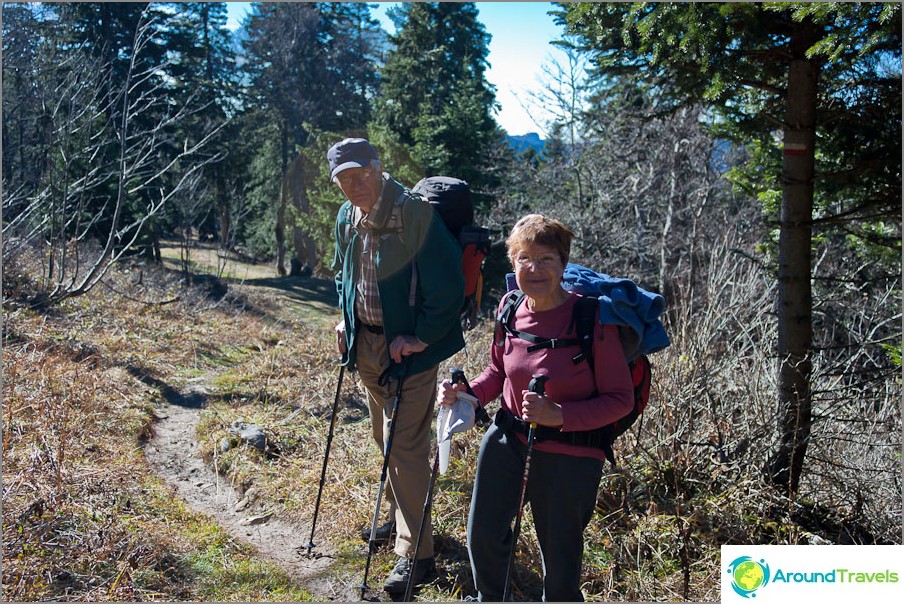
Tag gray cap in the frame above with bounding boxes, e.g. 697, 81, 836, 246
327, 138, 379, 180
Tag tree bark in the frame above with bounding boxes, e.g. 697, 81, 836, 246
275, 121, 289, 276
287, 156, 316, 275
766, 24, 819, 494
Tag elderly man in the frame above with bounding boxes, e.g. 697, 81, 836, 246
329, 138, 465, 593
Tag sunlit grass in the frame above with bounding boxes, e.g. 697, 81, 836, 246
158, 241, 277, 281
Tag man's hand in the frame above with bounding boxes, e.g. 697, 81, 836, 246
388, 334, 427, 364
335, 320, 347, 356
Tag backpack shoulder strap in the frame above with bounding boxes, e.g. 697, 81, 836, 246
371, 190, 408, 238
367, 190, 418, 305
388, 192, 417, 305
494, 290, 526, 347
572, 295, 599, 367
494, 290, 590, 360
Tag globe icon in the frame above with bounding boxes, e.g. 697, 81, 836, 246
733, 560, 765, 592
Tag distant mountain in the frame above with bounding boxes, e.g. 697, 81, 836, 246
506, 132, 546, 156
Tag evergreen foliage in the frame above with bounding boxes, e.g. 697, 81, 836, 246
555, 1, 901, 493
373, 2, 500, 187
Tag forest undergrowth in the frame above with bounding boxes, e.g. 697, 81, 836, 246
2, 247, 900, 602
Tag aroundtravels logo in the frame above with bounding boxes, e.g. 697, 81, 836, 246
727, 556, 771, 598
722, 546, 903, 602
723, 546, 903, 601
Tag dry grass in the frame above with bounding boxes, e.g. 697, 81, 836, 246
2, 259, 313, 601
3, 239, 899, 602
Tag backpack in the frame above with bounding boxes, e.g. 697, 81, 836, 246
412, 177, 490, 331
343, 177, 490, 331
493, 272, 658, 466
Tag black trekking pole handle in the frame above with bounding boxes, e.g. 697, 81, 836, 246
306, 363, 345, 554
360, 372, 406, 600
503, 373, 548, 601
450, 367, 490, 426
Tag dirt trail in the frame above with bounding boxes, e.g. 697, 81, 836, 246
141, 273, 371, 601
144, 381, 357, 602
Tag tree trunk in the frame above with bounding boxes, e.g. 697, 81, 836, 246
766, 26, 819, 494
659, 146, 677, 298
217, 171, 231, 252
283, 155, 317, 275
275, 121, 289, 276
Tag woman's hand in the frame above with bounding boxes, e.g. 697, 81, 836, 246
521, 390, 563, 428
438, 379, 466, 407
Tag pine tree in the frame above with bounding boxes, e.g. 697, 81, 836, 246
160, 2, 241, 262
2, 3, 56, 195
557, 2, 901, 493
318, 1, 385, 131
241, 2, 383, 273
373, 2, 499, 187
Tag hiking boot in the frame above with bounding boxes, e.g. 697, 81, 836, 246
383, 556, 437, 594
359, 520, 396, 544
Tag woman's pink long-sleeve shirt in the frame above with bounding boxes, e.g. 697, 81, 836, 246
470, 291, 634, 460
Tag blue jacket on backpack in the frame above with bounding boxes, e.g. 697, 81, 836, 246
505, 263, 670, 361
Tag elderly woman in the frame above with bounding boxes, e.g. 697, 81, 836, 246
440, 214, 634, 602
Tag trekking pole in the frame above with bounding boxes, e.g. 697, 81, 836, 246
503, 373, 548, 602
305, 363, 345, 555
404, 367, 475, 601
404, 440, 440, 602
360, 369, 406, 600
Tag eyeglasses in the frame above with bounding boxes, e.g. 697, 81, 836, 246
334, 168, 374, 188
513, 253, 561, 268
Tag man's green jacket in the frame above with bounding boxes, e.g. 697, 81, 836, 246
333, 174, 465, 375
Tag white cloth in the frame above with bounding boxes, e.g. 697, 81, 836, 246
437, 391, 479, 474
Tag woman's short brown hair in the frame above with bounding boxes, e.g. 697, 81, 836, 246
506, 214, 575, 265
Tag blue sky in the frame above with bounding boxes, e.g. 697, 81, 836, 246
225, 2, 569, 136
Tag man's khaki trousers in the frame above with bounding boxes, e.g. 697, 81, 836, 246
355, 327, 437, 559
